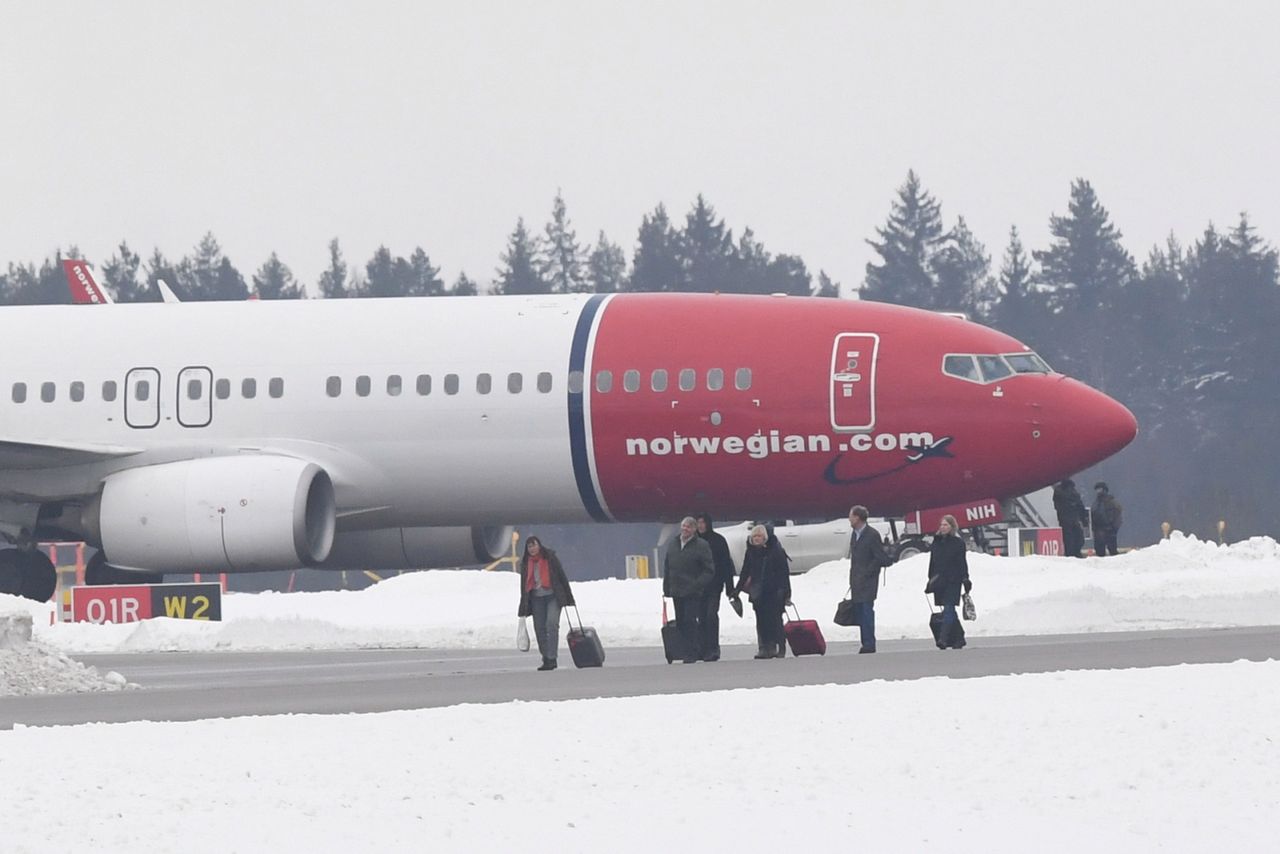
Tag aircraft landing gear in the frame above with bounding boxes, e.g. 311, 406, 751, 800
84, 551, 164, 586
0, 548, 57, 602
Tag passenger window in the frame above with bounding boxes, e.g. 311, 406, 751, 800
679, 369, 696, 391
326, 376, 342, 398
216, 379, 231, 400
537, 372, 552, 393
976, 355, 1013, 382
444, 373, 459, 395
596, 371, 613, 393
943, 355, 980, 382
136, 380, 151, 402
734, 368, 752, 390
70, 381, 85, 402
186, 379, 203, 400
476, 373, 492, 394
651, 369, 669, 392
568, 371, 584, 394
241, 378, 256, 399
41, 382, 55, 403
269, 378, 284, 398
355, 375, 370, 397
706, 368, 724, 391
102, 381, 117, 402
416, 374, 431, 395
623, 370, 640, 392
12, 383, 26, 404
386, 375, 402, 396
508, 372, 523, 394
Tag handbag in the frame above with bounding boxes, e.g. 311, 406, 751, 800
516, 616, 531, 651
962, 592, 977, 621
834, 590, 861, 627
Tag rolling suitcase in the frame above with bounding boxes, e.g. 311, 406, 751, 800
782, 604, 827, 656
661, 598, 693, 664
929, 604, 966, 649
565, 606, 605, 667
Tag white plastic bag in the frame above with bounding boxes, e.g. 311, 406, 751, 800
517, 617, 531, 652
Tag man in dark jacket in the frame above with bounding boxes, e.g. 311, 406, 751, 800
664, 516, 715, 663
848, 505, 890, 654
1053, 478, 1087, 558
1092, 482, 1122, 556
696, 513, 737, 662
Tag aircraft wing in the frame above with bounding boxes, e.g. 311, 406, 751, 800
0, 438, 143, 469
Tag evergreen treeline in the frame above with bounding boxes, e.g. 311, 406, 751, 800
3, 175, 1275, 542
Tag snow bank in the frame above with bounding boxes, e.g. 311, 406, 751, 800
9, 531, 1280, 654
0, 604, 131, 696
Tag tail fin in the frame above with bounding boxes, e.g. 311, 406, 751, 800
62, 260, 114, 304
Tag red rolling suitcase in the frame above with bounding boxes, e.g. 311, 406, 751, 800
565, 606, 605, 668
783, 604, 827, 656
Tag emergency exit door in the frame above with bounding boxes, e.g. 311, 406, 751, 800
176, 366, 213, 427
829, 333, 879, 431
124, 367, 161, 429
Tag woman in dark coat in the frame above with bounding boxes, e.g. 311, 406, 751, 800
516, 536, 575, 671
735, 525, 791, 659
926, 515, 972, 650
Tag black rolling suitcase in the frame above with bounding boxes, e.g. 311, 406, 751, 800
565, 606, 605, 667
929, 605, 966, 649
661, 598, 693, 663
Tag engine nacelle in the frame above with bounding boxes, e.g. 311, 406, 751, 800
93, 456, 336, 572
324, 525, 516, 570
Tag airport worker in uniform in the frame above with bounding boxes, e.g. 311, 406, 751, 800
926, 514, 972, 649
516, 536, 576, 671
695, 513, 738, 662
663, 516, 715, 663
848, 505, 890, 654
1053, 478, 1087, 558
1091, 482, 1122, 557
735, 524, 791, 659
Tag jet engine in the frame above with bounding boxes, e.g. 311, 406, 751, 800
89, 456, 336, 572
324, 525, 517, 570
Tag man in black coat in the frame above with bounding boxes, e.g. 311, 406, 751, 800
696, 513, 737, 662
1092, 482, 1122, 556
663, 516, 715, 663
848, 505, 890, 654
1053, 478, 1087, 558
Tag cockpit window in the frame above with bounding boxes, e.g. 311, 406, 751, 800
976, 355, 1013, 382
943, 355, 980, 383
1004, 352, 1052, 374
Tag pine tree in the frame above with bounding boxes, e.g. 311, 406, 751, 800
317, 238, 350, 299
145, 248, 183, 299
253, 252, 303, 299
679, 195, 736, 293
932, 217, 996, 320
765, 253, 812, 296
101, 241, 151, 302
1033, 179, 1135, 315
407, 247, 445, 296
449, 271, 479, 296
586, 231, 626, 293
540, 191, 588, 293
362, 246, 409, 298
494, 218, 548, 295
180, 232, 248, 301
863, 170, 947, 308
628, 204, 682, 292
993, 225, 1040, 339
813, 270, 840, 298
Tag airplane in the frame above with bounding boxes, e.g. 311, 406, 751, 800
62, 259, 181, 305
0, 292, 1137, 601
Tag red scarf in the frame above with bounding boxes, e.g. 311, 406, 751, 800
524, 556, 551, 592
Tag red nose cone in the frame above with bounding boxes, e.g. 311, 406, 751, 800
1064, 379, 1139, 468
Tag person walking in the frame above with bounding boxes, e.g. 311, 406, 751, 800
516, 536, 575, 671
735, 524, 791, 659
695, 513, 737, 661
926, 515, 972, 649
1053, 478, 1087, 558
663, 516, 715, 663
848, 505, 890, 654
1092, 482, 1123, 556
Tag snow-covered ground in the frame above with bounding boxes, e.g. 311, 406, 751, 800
2, 532, 1278, 851
4, 531, 1278, 655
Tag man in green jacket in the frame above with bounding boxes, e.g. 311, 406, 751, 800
664, 516, 715, 663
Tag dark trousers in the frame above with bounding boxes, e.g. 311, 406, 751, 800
1063, 522, 1084, 558
700, 590, 722, 659
939, 604, 960, 648
673, 595, 702, 662
530, 593, 562, 662
858, 601, 877, 651
753, 596, 785, 654
1095, 529, 1119, 556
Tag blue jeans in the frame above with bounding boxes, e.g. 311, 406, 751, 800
859, 602, 876, 650
531, 594, 561, 662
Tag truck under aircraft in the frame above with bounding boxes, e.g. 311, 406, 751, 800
0, 292, 1136, 600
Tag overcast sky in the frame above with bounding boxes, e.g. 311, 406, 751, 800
2, 0, 1277, 296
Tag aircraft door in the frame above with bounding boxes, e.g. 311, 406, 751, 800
829, 333, 879, 431
124, 367, 161, 429
177, 366, 213, 427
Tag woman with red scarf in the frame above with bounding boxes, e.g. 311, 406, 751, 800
516, 536, 576, 671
